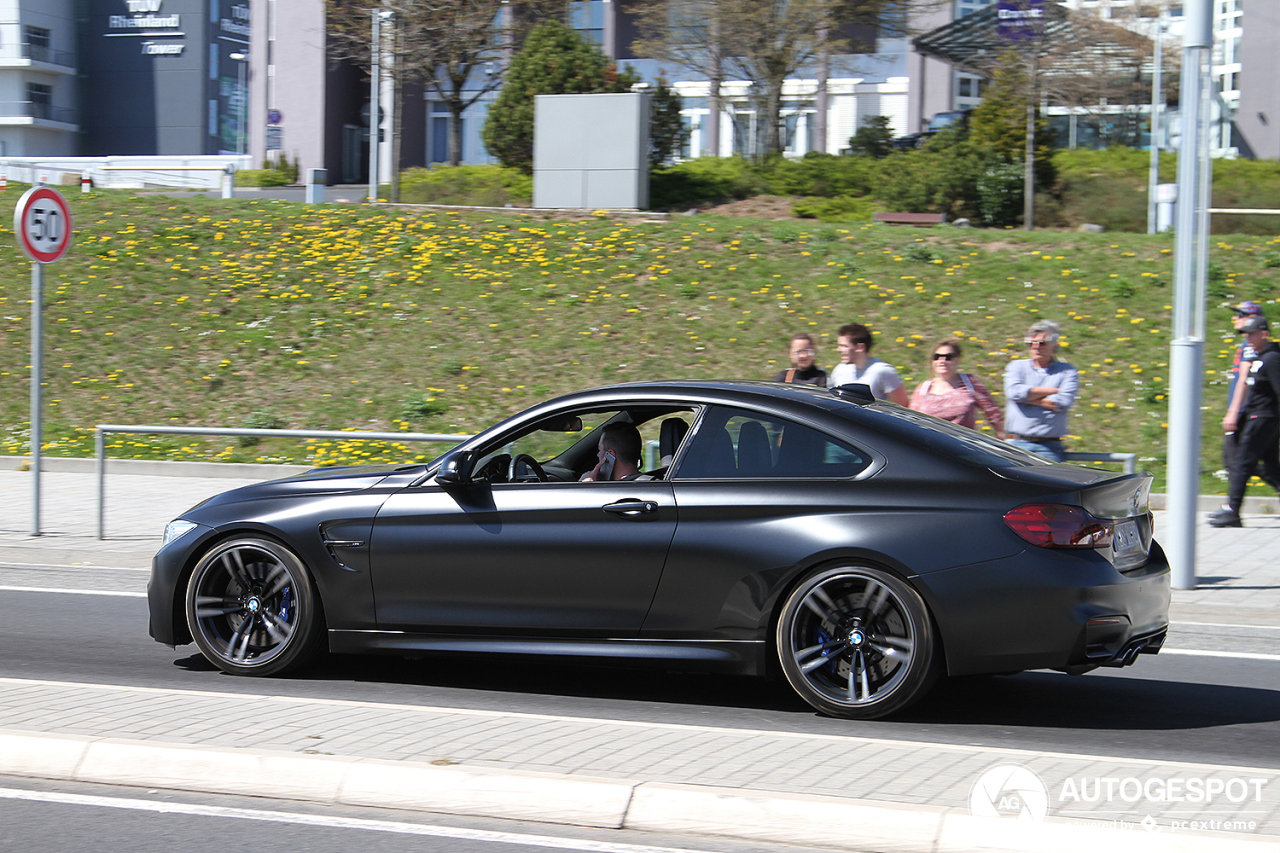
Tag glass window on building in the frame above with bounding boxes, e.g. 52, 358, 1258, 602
429, 101, 458, 164
680, 113, 700, 160
27, 82, 52, 119
25, 25, 51, 62
569, 1, 605, 46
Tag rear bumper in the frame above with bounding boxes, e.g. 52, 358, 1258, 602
919, 540, 1172, 677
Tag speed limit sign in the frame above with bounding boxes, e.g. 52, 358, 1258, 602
14, 186, 72, 264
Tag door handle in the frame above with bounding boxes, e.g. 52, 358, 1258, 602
602, 500, 658, 516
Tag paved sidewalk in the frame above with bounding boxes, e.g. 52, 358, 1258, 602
1, 466, 1278, 853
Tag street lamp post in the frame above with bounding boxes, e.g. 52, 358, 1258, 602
369, 9, 392, 204
1167, 0, 1214, 591
1146, 13, 1165, 235
229, 52, 248, 156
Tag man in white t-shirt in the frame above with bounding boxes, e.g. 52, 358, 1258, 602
830, 323, 909, 405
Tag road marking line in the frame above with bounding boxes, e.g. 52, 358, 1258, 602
1160, 648, 1280, 662
0, 562, 147, 573
2, 678, 1278, 775
0, 586, 144, 598
0, 787, 697, 853
1176, 621, 1280, 630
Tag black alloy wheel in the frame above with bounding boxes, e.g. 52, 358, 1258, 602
777, 566, 937, 719
185, 538, 325, 676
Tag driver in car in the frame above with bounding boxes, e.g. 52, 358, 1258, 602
579, 422, 643, 482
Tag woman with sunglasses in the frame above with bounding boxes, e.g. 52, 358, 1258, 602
909, 339, 1005, 438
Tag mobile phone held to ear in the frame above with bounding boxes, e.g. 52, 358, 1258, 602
599, 450, 616, 480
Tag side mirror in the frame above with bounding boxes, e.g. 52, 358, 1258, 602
435, 450, 474, 485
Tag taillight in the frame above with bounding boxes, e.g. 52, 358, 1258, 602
1003, 504, 1114, 548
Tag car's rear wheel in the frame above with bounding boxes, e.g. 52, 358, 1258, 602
777, 566, 937, 719
185, 538, 324, 676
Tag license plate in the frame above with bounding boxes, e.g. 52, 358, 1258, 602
1113, 519, 1145, 566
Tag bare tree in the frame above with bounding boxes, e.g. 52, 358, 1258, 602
628, 0, 728, 157
417, 0, 563, 167
328, 0, 434, 201
328, 0, 561, 189
630, 0, 900, 159
1036, 3, 1179, 148
917, 1, 1169, 228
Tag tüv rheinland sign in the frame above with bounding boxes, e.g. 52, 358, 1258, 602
998, 0, 1045, 42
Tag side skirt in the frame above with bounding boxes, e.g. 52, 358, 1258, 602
327, 630, 766, 676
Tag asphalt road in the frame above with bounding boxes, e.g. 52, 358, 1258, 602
2, 585, 1278, 769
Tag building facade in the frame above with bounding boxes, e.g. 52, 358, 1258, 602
5, 1, 1279, 174
78, 0, 252, 155
0, 0, 79, 156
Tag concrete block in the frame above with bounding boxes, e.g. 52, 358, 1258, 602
0, 731, 90, 778
625, 782, 944, 852
76, 740, 358, 802
340, 758, 634, 828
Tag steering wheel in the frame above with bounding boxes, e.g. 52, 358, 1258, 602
508, 453, 549, 483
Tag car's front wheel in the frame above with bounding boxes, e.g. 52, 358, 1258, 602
777, 566, 937, 719
185, 537, 325, 676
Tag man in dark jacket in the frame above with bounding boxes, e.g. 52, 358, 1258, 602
1210, 315, 1280, 527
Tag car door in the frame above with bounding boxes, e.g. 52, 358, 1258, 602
643, 405, 875, 638
369, 421, 678, 636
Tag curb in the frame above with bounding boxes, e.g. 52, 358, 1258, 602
0, 730, 1273, 853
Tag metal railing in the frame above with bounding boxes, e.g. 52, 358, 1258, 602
1209, 208, 1280, 215
0, 101, 77, 124
23, 44, 75, 67
94, 425, 471, 539
1063, 451, 1137, 475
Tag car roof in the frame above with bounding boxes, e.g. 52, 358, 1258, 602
545, 379, 872, 411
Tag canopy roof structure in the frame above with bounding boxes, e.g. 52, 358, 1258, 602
912, 2, 1149, 78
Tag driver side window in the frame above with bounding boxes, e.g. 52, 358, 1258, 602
469, 407, 698, 484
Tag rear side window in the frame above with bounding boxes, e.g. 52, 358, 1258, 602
675, 406, 870, 479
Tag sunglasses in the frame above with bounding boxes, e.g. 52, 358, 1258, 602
932, 352, 958, 361
1026, 340, 1052, 347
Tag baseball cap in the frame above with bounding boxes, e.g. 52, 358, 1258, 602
1232, 301, 1264, 316
1239, 315, 1269, 333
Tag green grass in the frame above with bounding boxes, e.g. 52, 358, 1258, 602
1, 185, 1277, 496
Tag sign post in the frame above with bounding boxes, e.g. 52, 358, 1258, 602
14, 186, 73, 535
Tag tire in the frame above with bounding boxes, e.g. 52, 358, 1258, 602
776, 566, 938, 719
185, 537, 325, 676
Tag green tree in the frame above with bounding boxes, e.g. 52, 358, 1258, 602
967, 50, 1055, 192
649, 79, 688, 168
847, 115, 894, 158
877, 130, 984, 220
482, 20, 641, 174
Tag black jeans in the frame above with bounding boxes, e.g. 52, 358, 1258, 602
1227, 416, 1280, 512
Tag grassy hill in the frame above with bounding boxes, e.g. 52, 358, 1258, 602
2, 187, 1277, 494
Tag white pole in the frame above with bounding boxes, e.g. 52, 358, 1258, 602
1147, 15, 1163, 235
30, 262, 42, 536
239, 59, 248, 156
369, 9, 381, 204
1166, 0, 1213, 591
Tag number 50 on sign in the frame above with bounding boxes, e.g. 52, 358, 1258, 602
15, 186, 73, 264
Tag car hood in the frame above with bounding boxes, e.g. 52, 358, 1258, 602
189, 464, 423, 511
